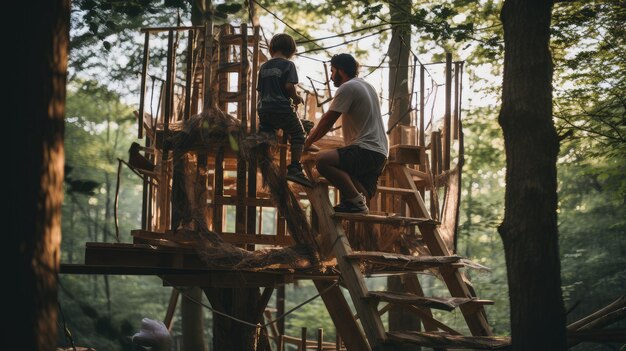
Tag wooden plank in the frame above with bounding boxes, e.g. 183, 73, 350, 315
305, 184, 387, 350
220, 34, 258, 46
314, 280, 371, 351
376, 186, 419, 195
345, 251, 459, 271
388, 144, 426, 165
132, 228, 294, 247
389, 163, 493, 336
138, 31, 150, 138
247, 25, 260, 238
332, 212, 435, 226
368, 291, 476, 312
386, 331, 510, 350
164, 288, 179, 330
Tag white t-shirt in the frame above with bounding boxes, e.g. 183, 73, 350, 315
329, 78, 389, 157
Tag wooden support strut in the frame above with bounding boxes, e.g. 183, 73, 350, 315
305, 184, 387, 351
388, 163, 492, 336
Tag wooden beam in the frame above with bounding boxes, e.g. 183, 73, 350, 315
314, 280, 371, 351
305, 184, 386, 350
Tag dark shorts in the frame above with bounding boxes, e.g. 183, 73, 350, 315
337, 145, 387, 198
258, 112, 305, 146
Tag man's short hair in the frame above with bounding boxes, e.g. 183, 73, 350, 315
331, 54, 359, 78
270, 33, 296, 58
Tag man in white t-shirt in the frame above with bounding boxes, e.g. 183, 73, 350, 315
304, 53, 389, 214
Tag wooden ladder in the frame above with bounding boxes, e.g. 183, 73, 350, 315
304, 161, 510, 350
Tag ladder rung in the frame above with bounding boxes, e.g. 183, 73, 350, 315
368, 291, 478, 311
386, 331, 510, 350
345, 251, 460, 271
332, 212, 437, 226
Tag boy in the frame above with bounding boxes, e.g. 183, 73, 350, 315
256, 33, 313, 188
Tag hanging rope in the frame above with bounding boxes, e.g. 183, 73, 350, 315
163, 277, 341, 329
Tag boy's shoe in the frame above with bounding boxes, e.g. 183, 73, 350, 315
286, 164, 313, 188
333, 193, 369, 214
333, 201, 369, 214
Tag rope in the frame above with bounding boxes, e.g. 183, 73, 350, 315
296, 23, 389, 44
165, 278, 341, 328
251, 0, 325, 52
57, 301, 77, 351
297, 28, 392, 55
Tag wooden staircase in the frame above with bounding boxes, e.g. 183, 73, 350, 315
303, 160, 509, 350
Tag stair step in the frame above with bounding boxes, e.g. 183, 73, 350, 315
386, 331, 511, 350
367, 291, 492, 312
332, 212, 438, 226
345, 251, 460, 271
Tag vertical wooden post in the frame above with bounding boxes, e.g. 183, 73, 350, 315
443, 52, 452, 172
277, 285, 285, 336
236, 24, 248, 237
163, 30, 174, 145
317, 328, 323, 351
203, 20, 214, 110
213, 147, 224, 233
453, 61, 460, 140
164, 288, 180, 331
418, 65, 425, 148
184, 29, 194, 121
138, 31, 150, 139
247, 25, 260, 238
301, 327, 307, 351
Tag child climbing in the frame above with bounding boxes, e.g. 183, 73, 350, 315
256, 33, 313, 188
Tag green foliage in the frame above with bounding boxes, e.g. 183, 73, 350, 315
60, 79, 171, 350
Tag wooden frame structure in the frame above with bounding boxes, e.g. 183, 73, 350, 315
61, 21, 513, 351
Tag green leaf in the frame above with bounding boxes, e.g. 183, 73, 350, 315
228, 133, 239, 152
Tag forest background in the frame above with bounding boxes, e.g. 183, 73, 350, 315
58, 0, 625, 350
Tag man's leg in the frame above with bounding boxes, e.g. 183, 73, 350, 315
315, 149, 360, 199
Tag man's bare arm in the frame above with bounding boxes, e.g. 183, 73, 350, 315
304, 110, 341, 149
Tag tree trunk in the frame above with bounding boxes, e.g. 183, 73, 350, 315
498, 1, 566, 350
8, 0, 69, 349
204, 287, 272, 351
387, 0, 412, 132
182, 287, 208, 351
387, 1, 418, 345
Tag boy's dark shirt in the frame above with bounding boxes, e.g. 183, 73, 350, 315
257, 57, 298, 114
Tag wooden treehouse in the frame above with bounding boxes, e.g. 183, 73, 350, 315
62, 20, 511, 351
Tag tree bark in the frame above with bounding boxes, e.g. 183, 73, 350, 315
8, 0, 69, 349
498, 1, 566, 350
387, 0, 412, 131
182, 287, 208, 351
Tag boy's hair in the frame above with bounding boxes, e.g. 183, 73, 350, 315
270, 33, 297, 58
330, 53, 359, 78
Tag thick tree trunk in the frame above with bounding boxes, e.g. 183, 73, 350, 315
204, 287, 272, 351
388, 0, 412, 130
181, 287, 208, 351
387, 2, 420, 347
8, 0, 69, 349
498, 1, 566, 350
